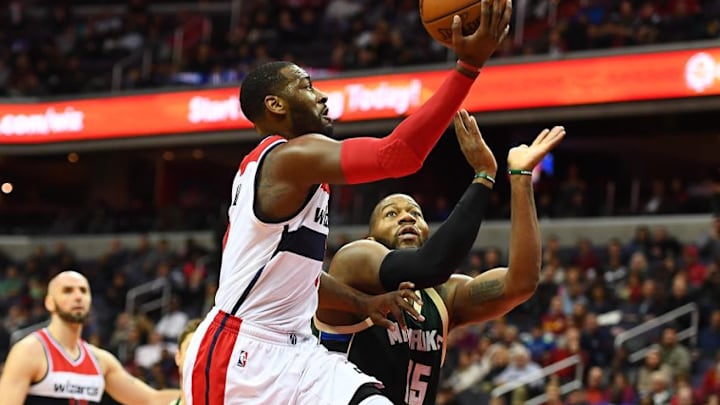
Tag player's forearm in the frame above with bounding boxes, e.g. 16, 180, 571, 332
340, 68, 476, 184
149, 389, 182, 405
317, 272, 368, 314
505, 175, 541, 297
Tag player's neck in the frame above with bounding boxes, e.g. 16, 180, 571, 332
48, 318, 84, 351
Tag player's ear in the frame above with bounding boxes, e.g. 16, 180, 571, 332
175, 349, 181, 367
264, 95, 287, 116
44, 294, 54, 312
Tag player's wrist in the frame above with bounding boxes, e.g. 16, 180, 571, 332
455, 60, 480, 79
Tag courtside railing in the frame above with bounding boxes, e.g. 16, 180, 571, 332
614, 303, 699, 363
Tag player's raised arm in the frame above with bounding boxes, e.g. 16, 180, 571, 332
248, 0, 512, 189
448, 126, 566, 328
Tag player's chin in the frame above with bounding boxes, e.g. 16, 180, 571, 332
397, 240, 422, 249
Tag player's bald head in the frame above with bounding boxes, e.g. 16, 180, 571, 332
47, 270, 89, 296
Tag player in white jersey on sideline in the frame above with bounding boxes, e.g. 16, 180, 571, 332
0, 270, 180, 405
182, 1, 512, 403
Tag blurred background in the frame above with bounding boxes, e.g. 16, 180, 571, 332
1, 0, 720, 404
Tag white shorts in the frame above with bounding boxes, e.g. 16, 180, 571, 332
182, 307, 382, 405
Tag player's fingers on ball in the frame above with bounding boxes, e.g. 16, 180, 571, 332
451, 15, 463, 45
491, 0, 506, 36
479, 0, 491, 34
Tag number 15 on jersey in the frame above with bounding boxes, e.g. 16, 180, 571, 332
405, 360, 432, 405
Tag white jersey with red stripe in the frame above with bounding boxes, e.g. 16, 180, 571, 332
26, 328, 105, 404
214, 134, 330, 337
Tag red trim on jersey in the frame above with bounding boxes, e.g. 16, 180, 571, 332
239, 135, 285, 173
191, 311, 242, 405
320, 183, 330, 193
35, 329, 100, 375
222, 222, 231, 251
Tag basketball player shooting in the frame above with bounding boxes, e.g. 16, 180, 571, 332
180, 0, 512, 403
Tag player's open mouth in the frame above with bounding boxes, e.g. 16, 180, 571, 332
398, 226, 419, 240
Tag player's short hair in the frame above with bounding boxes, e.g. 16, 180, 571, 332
240, 61, 294, 122
178, 318, 202, 346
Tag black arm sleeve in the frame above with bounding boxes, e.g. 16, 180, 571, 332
379, 182, 491, 291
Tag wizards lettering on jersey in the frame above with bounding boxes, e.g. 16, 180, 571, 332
387, 325, 443, 352
314, 207, 329, 227
53, 381, 101, 396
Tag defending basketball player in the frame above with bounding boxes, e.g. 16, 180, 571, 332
315, 113, 565, 404
0, 271, 181, 405
181, 0, 512, 403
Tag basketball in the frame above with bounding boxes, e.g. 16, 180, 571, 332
419, 0, 484, 46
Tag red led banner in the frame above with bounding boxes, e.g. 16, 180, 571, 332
1, 47, 719, 144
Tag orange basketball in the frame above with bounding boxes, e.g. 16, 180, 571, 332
419, 0, 484, 47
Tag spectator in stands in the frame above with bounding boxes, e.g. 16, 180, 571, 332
560, 267, 589, 316
580, 312, 614, 368
699, 216, 720, 262
542, 295, 569, 335
574, 238, 600, 272
442, 348, 486, 403
647, 370, 673, 404
585, 366, 609, 405
606, 373, 638, 405
659, 326, 691, 379
637, 346, 672, 397
627, 226, 653, 257
524, 324, 556, 364
134, 330, 177, 370
650, 226, 683, 262
154, 295, 189, 342
684, 244, 708, 288
0, 265, 24, 311
587, 284, 615, 314
700, 356, 720, 401
699, 310, 720, 358
545, 327, 588, 382
544, 381, 564, 405
601, 238, 629, 288
494, 346, 545, 401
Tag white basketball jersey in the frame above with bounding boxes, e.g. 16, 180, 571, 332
215, 135, 330, 336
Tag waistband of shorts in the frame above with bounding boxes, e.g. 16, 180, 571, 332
208, 307, 312, 346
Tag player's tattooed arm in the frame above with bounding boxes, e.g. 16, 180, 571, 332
467, 276, 505, 303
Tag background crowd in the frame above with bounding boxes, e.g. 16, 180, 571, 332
0, 215, 719, 404
1, 0, 719, 95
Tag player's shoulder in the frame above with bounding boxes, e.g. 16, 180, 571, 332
9, 332, 44, 356
280, 133, 337, 150
334, 239, 389, 261
329, 239, 390, 287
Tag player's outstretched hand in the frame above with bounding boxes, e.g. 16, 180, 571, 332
507, 126, 565, 171
451, 0, 512, 68
454, 109, 497, 177
364, 282, 425, 331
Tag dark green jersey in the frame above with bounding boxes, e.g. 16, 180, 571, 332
315, 288, 449, 405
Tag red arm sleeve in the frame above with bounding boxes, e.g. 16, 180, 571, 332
340, 69, 476, 184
